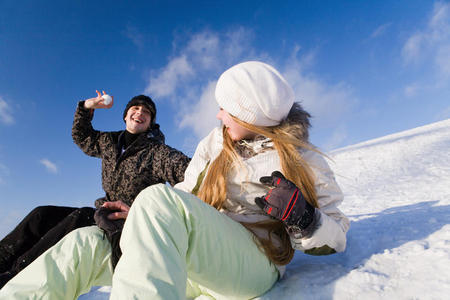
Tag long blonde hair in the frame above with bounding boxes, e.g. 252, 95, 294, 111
197, 112, 318, 265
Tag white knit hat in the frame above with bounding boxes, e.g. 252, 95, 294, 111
215, 61, 294, 127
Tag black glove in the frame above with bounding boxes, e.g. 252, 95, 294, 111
255, 171, 316, 231
94, 207, 125, 269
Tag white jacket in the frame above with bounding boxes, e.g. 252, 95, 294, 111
175, 127, 349, 256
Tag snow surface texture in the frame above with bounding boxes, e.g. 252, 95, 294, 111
79, 119, 450, 299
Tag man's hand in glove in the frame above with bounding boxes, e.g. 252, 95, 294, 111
94, 201, 129, 269
94, 200, 129, 236
255, 171, 316, 234
94, 206, 125, 236
101, 200, 130, 220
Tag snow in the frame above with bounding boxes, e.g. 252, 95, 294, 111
13, 119, 450, 299
258, 118, 450, 300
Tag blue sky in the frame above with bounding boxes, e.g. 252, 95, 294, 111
0, 0, 449, 233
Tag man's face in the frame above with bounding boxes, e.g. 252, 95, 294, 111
124, 105, 152, 134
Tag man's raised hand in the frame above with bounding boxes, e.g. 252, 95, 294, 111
83, 90, 114, 110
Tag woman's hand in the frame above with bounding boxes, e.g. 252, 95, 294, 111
102, 200, 130, 220
255, 171, 315, 230
83, 90, 114, 110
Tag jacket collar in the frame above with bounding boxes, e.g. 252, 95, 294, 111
236, 136, 274, 159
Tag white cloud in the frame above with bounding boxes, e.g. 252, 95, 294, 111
0, 97, 14, 125
124, 25, 145, 50
222, 28, 258, 65
145, 28, 357, 149
282, 49, 358, 129
144, 28, 257, 103
402, 34, 424, 63
145, 55, 194, 98
400, 2, 450, 107
143, 28, 258, 142
39, 158, 58, 174
404, 83, 420, 98
323, 125, 348, 151
185, 31, 221, 70
370, 23, 392, 39
178, 81, 220, 139
430, 1, 450, 29
402, 1, 450, 75
435, 45, 450, 76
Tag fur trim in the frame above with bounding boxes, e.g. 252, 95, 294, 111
282, 102, 312, 142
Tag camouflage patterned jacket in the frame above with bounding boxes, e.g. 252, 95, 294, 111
72, 101, 190, 208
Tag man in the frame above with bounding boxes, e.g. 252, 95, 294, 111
0, 91, 190, 287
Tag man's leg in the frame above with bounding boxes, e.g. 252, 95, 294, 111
0, 206, 77, 273
111, 184, 279, 300
10, 207, 96, 275
0, 226, 113, 300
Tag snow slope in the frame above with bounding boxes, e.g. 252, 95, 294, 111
57, 119, 450, 299
258, 118, 450, 300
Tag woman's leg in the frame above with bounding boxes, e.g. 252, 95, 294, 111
0, 226, 113, 300
0, 206, 77, 273
111, 184, 279, 300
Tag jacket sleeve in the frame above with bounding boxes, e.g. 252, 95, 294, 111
289, 150, 350, 254
174, 128, 221, 193
173, 142, 207, 193
151, 143, 192, 187
72, 101, 107, 158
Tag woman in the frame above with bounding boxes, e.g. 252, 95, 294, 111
0, 61, 349, 300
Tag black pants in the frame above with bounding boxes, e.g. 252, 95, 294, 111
0, 206, 95, 277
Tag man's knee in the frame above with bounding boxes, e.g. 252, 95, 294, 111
28, 206, 75, 221
79, 207, 95, 215
28, 206, 55, 218
69, 207, 96, 226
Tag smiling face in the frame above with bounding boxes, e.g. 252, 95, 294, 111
124, 105, 152, 134
216, 108, 257, 141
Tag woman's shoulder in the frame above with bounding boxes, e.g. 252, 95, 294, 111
301, 148, 334, 175
201, 126, 223, 141
301, 148, 324, 162
196, 127, 223, 154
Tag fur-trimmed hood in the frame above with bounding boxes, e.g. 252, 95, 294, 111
282, 102, 312, 142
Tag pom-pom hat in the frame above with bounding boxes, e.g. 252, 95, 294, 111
215, 61, 294, 127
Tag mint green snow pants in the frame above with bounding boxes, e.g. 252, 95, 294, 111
0, 184, 279, 299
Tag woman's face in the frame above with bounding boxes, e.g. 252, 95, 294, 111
216, 108, 257, 141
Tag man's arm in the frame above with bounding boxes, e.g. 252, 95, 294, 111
72, 91, 114, 158
152, 143, 191, 187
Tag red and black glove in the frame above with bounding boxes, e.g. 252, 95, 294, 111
255, 171, 316, 231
